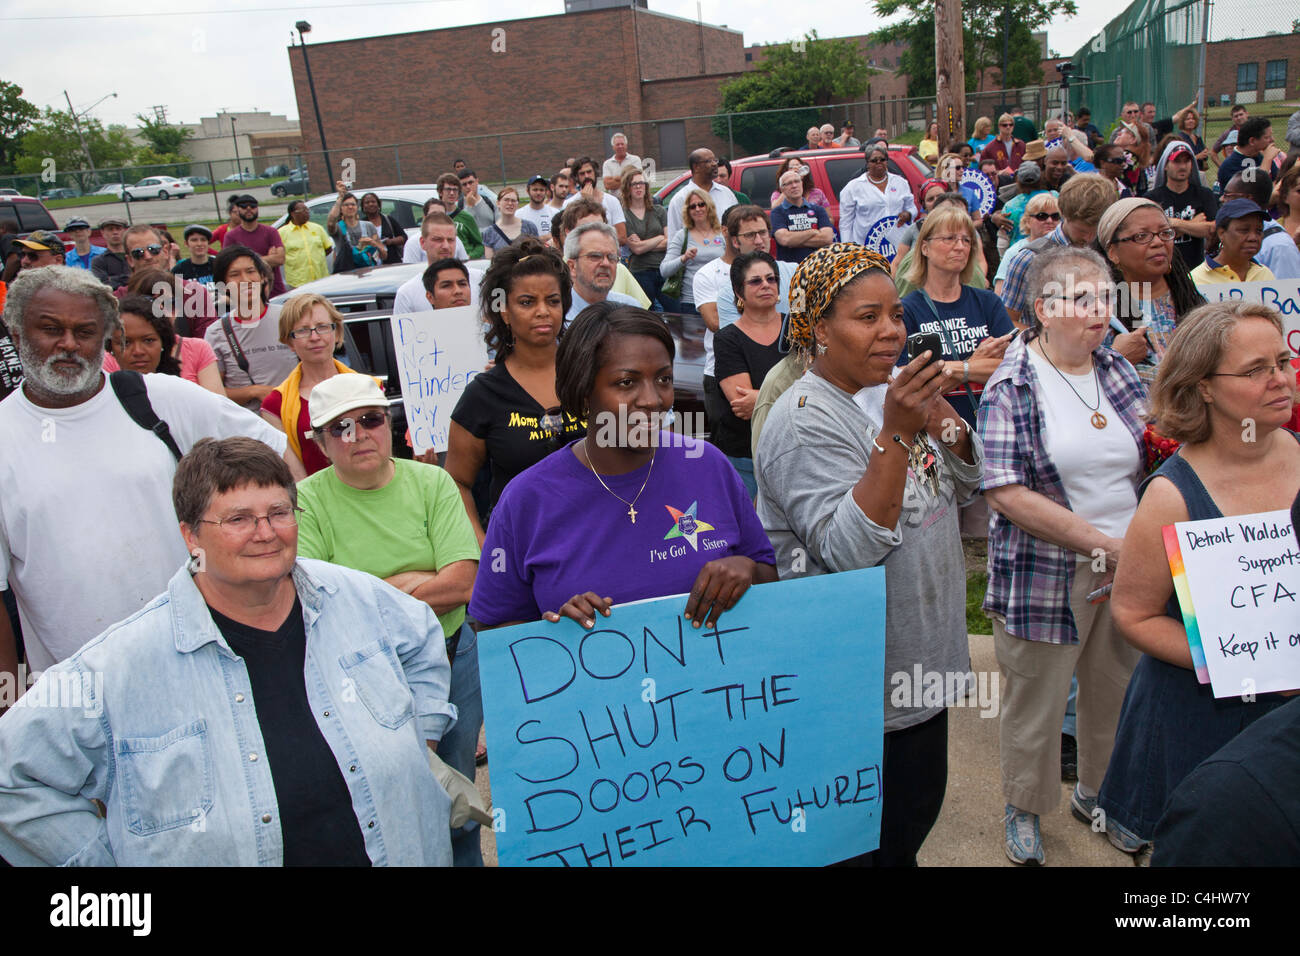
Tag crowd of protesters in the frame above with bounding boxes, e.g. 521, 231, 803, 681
0, 106, 1297, 869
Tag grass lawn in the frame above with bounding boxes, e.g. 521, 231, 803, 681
963, 537, 992, 635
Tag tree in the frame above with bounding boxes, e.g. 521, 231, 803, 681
15, 108, 137, 191
871, 0, 1078, 98
713, 32, 875, 155
134, 112, 192, 158
0, 81, 40, 175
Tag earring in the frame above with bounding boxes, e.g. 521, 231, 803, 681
816, 342, 828, 355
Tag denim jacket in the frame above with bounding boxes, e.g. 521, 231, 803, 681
0, 559, 457, 866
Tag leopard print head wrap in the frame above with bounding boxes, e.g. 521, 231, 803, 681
785, 243, 893, 357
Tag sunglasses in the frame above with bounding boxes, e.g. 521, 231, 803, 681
20, 248, 56, 260
1028, 212, 1061, 222
322, 410, 388, 439
236, 202, 258, 209
687, 202, 707, 210
128, 244, 164, 259
745, 275, 779, 287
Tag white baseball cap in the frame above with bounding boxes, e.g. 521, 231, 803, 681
308, 374, 390, 430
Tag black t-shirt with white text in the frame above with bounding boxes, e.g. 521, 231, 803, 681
1147, 183, 1219, 271
450, 360, 585, 509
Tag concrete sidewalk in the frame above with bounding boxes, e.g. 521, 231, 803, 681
472, 632, 1140, 867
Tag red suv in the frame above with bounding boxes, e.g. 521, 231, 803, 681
654, 145, 933, 230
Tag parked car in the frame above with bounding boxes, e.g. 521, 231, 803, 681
183, 176, 212, 186
653, 145, 933, 231
123, 177, 195, 201
91, 184, 128, 197
265, 263, 708, 450
39, 188, 80, 201
0, 188, 19, 197
269, 171, 310, 198
262, 165, 290, 178
220, 172, 250, 184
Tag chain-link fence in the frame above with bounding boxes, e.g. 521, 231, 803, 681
2, 81, 1123, 216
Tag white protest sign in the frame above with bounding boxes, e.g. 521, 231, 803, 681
1170, 509, 1300, 698
389, 305, 490, 455
1195, 280, 1300, 356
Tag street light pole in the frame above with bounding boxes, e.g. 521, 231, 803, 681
230, 114, 242, 181
296, 22, 333, 181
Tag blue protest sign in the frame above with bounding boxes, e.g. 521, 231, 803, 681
478, 569, 887, 866
863, 216, 900, 260
960, 168, 996, 216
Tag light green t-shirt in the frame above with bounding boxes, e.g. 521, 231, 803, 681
296, 459, 480, 637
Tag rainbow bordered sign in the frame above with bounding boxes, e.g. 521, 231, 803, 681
863, 216, 900, 260
1044, 137, 1063, 153
958, 168, 996, 216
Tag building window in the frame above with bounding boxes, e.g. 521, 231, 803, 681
1236, 63, 1258, 91
1265, 60, 1286, 89
745, 52, 752, 62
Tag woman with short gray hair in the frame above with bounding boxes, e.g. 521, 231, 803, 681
978, 245, 1148, 865
0, 436, 457, 866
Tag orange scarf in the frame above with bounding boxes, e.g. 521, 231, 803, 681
273, 360, 355, 463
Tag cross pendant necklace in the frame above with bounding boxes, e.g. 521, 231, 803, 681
582, 440, 655, 524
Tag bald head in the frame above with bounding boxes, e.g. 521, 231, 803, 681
688, 148, 718, 185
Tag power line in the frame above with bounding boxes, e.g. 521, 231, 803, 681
5, 0, 456, 22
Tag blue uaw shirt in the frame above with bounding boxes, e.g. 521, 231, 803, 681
899, 286, 1015, 425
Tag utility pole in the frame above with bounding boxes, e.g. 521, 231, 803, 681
64, 90, 98, 177
935, 0, 967, 149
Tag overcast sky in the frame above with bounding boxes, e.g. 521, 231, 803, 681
4, 0, 1290, 129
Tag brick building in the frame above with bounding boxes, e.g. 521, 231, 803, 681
287, 6, 748, 188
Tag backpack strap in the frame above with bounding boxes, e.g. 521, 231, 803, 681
109, 370, 183, 462
220, 314, 252, 381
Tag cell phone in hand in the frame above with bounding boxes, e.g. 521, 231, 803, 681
906, 332, 944, 367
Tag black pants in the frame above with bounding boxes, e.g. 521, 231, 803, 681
836, 709, 949, 867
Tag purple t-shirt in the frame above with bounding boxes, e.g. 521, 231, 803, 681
469, 433, 775, 625
224, 223, 286, 296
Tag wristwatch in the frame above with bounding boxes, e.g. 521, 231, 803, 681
962, 360, 970, 384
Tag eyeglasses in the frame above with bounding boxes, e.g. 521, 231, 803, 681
631, 181, 647, 187
1209, 361, 1292, 383
1113, 228, 1176, 246
998, 123, 1013, 128
1028, 212, 1062, 222
322, 410, 389, 439
745, 275, 779, 287
580, 252, 619, 265
867, 156, 888, 163
128, 244, 164, 259
197, 506, 301, 537
288, 323, 336, 340
737, 229, 770, 241
927, 234, 973, 246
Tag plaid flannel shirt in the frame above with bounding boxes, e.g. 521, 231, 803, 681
998, 225, 1070, 318
977, 334, 1148, 644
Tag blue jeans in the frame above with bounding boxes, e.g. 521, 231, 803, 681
439, 625, 484, 867
632, 268, 681, 313
725, 455, 757, 498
